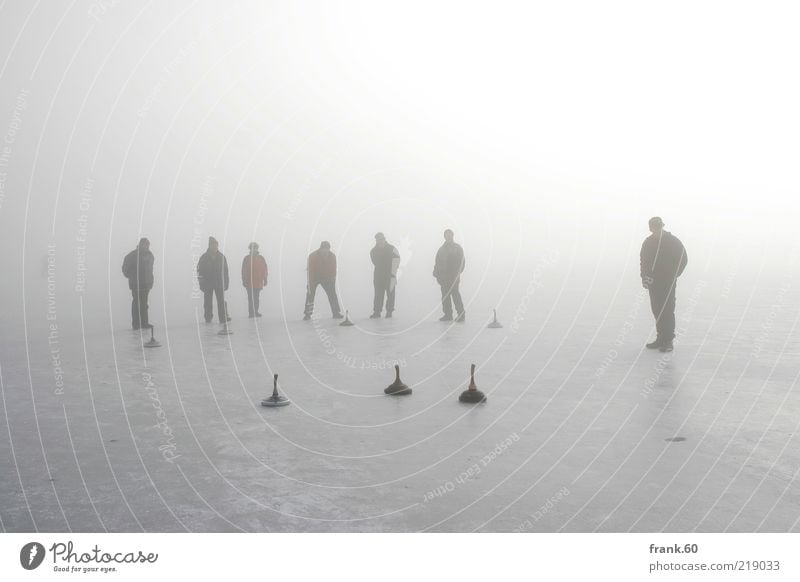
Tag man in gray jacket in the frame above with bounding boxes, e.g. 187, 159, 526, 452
640, 217, 688, 352
197, 237, 230, 323
433, 229, 466, 322
370, 232, 400, 318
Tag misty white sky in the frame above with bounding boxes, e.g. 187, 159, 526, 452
1, 1, 798, 334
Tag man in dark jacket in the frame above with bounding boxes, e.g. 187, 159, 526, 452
640, 217, 688, 352
242, 242, 268, 318
433, 229, 466, 322
304, 241, 342, 320
197, 236, 230, 323
370, 232, 400, 318
122, 238, 154, 330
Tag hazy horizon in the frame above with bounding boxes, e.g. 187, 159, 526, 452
1, 0, 798, 335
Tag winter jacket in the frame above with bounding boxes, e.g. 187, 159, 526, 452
640, 231, 687, 285
197, 250, 229, 291
308, 249, 337, 284
370, 244, 400, 282
433, 242, 465, 284
242, 253, 268, 289
122, 248, 154, 290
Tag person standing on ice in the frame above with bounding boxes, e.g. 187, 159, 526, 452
370, 232, 400, 318
304, 241, 343, 320
433, 229, 466, 322
640, 217, 688, 352
241, 242, 268, 318
122, 237, 154, 330
197, 236, 230, 323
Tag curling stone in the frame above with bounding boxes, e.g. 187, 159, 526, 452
339, 310, 355, 327
487, 309, 503, 329
384, 365, 412, 395
261, 374, 290, 407
459, 364, 486, 403
143, 325, 161, 348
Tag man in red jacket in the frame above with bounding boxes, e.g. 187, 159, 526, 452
304, 241, 343, 320
242, 242, 268, 318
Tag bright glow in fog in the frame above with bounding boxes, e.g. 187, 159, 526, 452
0, 1, 798, 334
266, 1, 800, 209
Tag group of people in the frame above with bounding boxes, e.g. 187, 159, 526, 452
121, 217, 687, 353
120, 229, 469, 328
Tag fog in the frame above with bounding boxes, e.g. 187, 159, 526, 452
1, 1, 799, 337
5, 2, 800, 538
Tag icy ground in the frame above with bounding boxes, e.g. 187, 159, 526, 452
2, 273, 800, 532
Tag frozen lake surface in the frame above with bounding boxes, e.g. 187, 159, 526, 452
2, 270, 800, 533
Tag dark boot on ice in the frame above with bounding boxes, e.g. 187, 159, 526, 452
303, 313, 311, 321
646, 339, 661, 349
385, 311, 393, 319
332, 312, 343, 319
439, 314, 453, 322
370, 312, 381, 319
659, 341, 674, 353
455, 312, 465, 323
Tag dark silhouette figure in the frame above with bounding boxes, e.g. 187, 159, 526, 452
640, 217, 688, 352
122, 238, 154, 330
433, 229, 466, 322
370, 232, 400, 318
242, 242, 268, 318
304, 241, 342, 320
197, 236, 230, 323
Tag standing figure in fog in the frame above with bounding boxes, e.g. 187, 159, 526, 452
433, 229, 466, 322
197, 236, 230, 323
304, 241, 343, 320
122, 237, 154, 330
242, 242, 268, 318
640, 217, 688, 352
370, 232, 400, 318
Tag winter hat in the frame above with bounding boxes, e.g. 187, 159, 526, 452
209, 236, 218, 246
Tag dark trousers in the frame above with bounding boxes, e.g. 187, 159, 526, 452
373, 277, 396, 314
440, 279, 464, 317
131, 287, 150, 329
305, 279, 341, 316
649, 282, 676, 342
246, 287, 261, 316
203, 287, 226, 323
